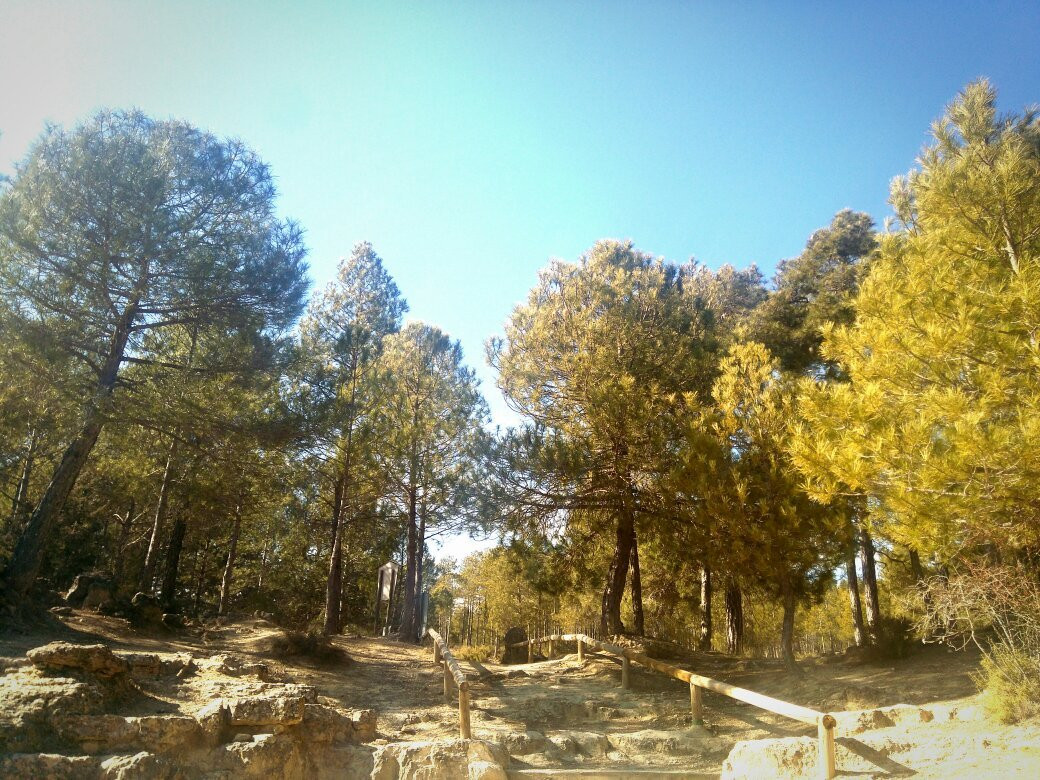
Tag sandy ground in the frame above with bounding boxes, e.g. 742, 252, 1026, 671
2, 612, 1038, 777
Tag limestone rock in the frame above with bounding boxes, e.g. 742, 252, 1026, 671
0, 670, 106, 752
372, 739, 507, 780
502, 729, 549, 755
721, 736, 818, 780
469, 760, 508, 780
227, 692, 306, 726
0, 752, 100, 779
550, 730, 610, 757
118, 653, 162, 678
65, 573, 111, 608
56, 714, 202, 754
27, 642, 129, 679
215, 732, 306, 778
607, 727, 710, 756
352, 708, 377, 741
99, 751, 175, 779
129, 593, 164, 627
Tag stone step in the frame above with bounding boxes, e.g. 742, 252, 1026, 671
508, 769, 716, 780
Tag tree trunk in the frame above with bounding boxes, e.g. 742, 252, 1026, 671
111, 498, 135, 589
698, 565, 713, 651
859, 529, 881, 645
407, 508, 427, 640
846, 541, 865, 647
725, 578, 743, 655
192, 535, 212, 617
630, 530, 645, 637
600, 506, 635, 637
397, 472, 419, 642
10, 428, 37, 527
780, 577, 797, 671
3, 299, 138, 599
218, 501, 243, 616
160, 512, 187, 611
140, 437, 180, 593
324, 474, 345, 635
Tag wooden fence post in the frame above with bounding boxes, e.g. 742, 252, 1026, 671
459, 682, 472, 739
442, 660, 451, 701
818, 715, 836, 779
621, 656, 631, 689
690, 682, 703, 725
548, 638, 555, 658
434, 642, 441, 663
527, 639, 533, 663
578, 638, 584, 664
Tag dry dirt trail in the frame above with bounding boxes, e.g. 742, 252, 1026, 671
3, 613, 1040, 778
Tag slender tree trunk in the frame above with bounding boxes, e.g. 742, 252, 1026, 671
111, 498, 135, 589
846, 542, 865, 647
725, 578, 743, 655
397, 470, 419, 642
780, 577, 797, 670
140, 437, 180, 593
324, 474, 345, 635
408, 509, 427, 639
859, 529, 881, 645
600, 506, 635, 637
630, 530, 645, 637
10, 428, 37, 526
3, 297, 139, 598
218, 501, 243, 616
160, 512, 187, 611
698, 565, 713, 650
192, 535, 212, 617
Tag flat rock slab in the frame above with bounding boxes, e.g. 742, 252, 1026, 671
26, 643, 128, 679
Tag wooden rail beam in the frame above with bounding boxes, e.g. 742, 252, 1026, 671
507, 633, 837, 779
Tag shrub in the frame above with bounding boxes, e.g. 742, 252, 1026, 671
266, 630, 351, 665
975, 643, 1040, 724
453, 644, 492, 662
920, 561, 1040, 723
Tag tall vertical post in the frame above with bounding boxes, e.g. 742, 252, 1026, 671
818, 715, 836, 779
621, 656, 631, 689
442, 660, 451, 701
690, 682, 703, 725
548, 638, 555, 658
433, 640, 441, 663
458, 682, 472, 739
527, 639, 533, 663
577, 638, 584, 664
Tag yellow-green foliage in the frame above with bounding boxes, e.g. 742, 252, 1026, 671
792, 80, 1040, 559
976, 643, 1040, 724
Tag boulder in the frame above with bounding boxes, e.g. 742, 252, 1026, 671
195, 700, 231, 745
499, 627, 529, 664
82, 581, 114, 610
469, 761, 508, 780
227, 692, 307, 727
129, 593, 164, 627
351, 709, 377, 741
56, 713, 202, 755
502, 729, 549, 756
26, 643, 129, 679
100, 751, 176, 779
215, 732, 306, 778
721, 736, 818, 780
549, 730, 610, 757
118, 653, 162, 678
372, 739, 507, 780
65, 573, 110, 607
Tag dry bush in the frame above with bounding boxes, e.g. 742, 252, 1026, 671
266, 630, 351, 666
919, 562, 1040, 722
453, 644, 492, 662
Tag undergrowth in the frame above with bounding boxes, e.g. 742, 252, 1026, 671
266, 629, 351, 665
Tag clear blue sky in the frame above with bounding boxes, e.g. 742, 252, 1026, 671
2, 1, 1037, 555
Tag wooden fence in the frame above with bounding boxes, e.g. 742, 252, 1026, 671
426, 628, 471, 739
515, 633, 837, 780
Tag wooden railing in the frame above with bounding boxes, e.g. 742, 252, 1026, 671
426, 628, 472, 739
514, 633, 837, 780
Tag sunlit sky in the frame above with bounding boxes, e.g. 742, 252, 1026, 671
2, 1, 1038, 558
